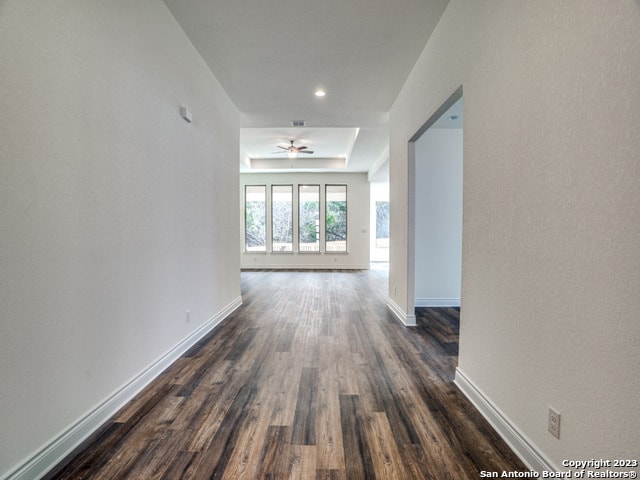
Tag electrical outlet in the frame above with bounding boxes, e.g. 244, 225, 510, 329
186, 310, 191, 324
548, 407, 560, 439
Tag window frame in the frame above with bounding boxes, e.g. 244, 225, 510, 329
324, 184, 348, 253
244, 184, 267, 253
271, 184, 294, 253
297, 184, 321, 253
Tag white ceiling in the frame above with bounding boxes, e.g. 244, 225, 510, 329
240, 127, 359, 172
162, 0, 450, 177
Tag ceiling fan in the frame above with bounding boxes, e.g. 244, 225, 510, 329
273, 140, 314, 158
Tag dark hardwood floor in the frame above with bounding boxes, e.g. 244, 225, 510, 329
47, 267, 526, 479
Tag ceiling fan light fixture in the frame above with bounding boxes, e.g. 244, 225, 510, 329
273, 140, 312, 157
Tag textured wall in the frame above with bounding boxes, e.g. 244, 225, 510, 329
240, 172, 370, 269
0, 1, 240, 476
389, 0, 640, 468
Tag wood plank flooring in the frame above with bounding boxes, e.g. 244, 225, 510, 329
47, 267, 526, 479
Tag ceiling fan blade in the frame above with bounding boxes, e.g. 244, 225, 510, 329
271, 141, 312, 155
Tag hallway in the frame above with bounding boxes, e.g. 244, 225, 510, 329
48, 269, 525, 479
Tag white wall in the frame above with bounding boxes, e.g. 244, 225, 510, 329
0, 1, 240, 478
414, 128, 462, 306
389, 0, 640, 471
240, 173, 370, 269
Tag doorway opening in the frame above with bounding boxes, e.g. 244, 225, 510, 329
408, 86, 463, 318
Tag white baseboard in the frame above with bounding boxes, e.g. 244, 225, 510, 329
387, 297, 417, 326
4, 296, 242, 480
453, 368, 557, 473
415, 297, 460, 307
241, 263, 371, 270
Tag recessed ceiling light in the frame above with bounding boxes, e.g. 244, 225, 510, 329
314, 90, 326, 97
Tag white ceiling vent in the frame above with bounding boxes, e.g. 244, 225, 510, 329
290, 120, 306, 127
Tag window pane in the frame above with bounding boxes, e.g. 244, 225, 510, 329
245, 185, 266, 252
375, 201, 389, 248
272, 185, 293, 252
298, 185, 320, 252
325, 185, 347, 252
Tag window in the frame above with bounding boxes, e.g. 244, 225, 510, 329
325, 185, 347, 252
298, 185, 320, 252
245, 185, 266, 252
375, 201, 389, 248
244, 183, 350, 254
271, 185, 293, 252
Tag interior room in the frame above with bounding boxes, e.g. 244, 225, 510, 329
1, 1, 638, 479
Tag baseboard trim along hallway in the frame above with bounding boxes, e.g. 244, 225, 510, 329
454, 368, 556, 474
4, 297, 242, 480
386, 296, 417, 326
415, 297, 461, 308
